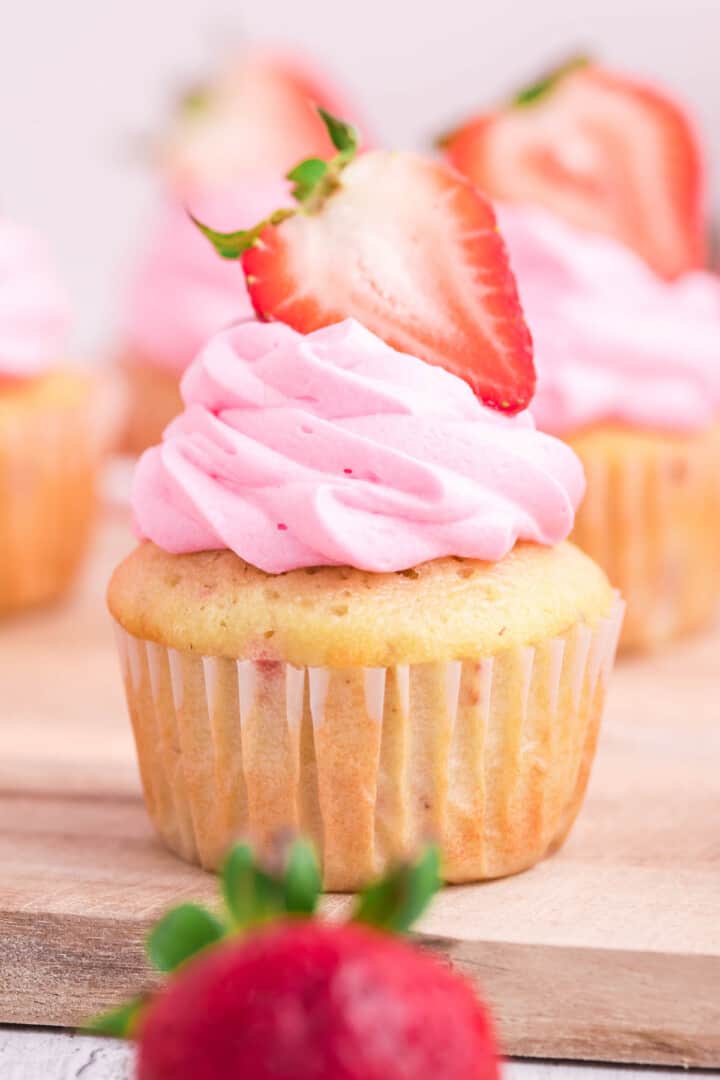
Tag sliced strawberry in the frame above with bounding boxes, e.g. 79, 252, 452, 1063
442, 60, 707, 280
235, 150, 534, 413
162, 50, 370, 190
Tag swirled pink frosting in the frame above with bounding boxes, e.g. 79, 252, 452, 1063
120, 180, 290, 375
132, 318, 584, 573
499, 205, 720, 434
0, 219, 69, 377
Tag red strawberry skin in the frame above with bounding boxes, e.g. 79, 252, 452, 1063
243, 150, 535, 414
137, 922, 500, 1080
443, 64, 707, 280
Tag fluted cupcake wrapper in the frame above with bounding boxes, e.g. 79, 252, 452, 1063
113, 595, 624, 891
571, 433, 720, 651
0, 390, 98, 615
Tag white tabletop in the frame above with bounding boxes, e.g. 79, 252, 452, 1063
3, 1028, 717, 1080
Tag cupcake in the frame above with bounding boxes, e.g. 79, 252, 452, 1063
499, 204, 720, 651
0, 219, 99, 616
118, 181, 290, 453
109, 122, 623, 888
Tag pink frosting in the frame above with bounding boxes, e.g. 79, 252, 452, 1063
132, 318, 584, 573
0, 219, 69, 377
499, 205, 720, 434
120, 180, 290, 375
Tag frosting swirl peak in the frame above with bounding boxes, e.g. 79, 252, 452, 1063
133, 319, 584, 572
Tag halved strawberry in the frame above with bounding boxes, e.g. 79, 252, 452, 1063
441, 58, 707, 280
195, 114, 535, 414
162, 50, 370, 190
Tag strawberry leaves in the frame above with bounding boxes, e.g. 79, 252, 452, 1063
287, 158, 330, 202
148, 904, 225, 973
283, 838, 323, 915
317, 108, 358, 156
191, 208, 295, 260
193, 107, 359, 259
83, 839, 440, 1041
86, 997, 145, 1039
512, 54, 590, 107
222, 838, 320, 925
352, 846, 441, 933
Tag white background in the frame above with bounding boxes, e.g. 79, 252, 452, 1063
1, 0, 718, 352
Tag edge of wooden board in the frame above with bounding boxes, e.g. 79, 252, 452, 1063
2, 910, 718, 1068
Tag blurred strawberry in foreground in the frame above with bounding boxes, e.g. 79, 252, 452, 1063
159, 49, 370, 192
441, 57, 707, 280
195, 110, 535, 414
89, 842, 500, 1080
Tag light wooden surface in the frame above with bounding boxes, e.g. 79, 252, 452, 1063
5, 1030, 715, 1080
1, 513, 719, 1067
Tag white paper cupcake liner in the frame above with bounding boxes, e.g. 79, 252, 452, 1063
113, 595, 624, 890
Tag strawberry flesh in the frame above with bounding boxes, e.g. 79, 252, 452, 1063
243, 150, 535, 413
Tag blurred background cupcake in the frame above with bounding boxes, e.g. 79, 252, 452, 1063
442, 59, 720, 650
0, 219, 100, 615
499, 205, 720, 651
116, 48, 369, 453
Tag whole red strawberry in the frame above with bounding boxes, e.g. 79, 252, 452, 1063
138, 921, 496, 1080
441, 57, 707, 280
89, 844, 500, 1080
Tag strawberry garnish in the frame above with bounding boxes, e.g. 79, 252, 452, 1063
89, 841, 500, 1080
162, 51, 370, 189
193, 110, 535, 414
440, 57, 707, 280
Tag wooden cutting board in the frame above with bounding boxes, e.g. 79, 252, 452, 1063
1, 510, 718, 1068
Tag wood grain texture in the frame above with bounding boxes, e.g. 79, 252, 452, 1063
1, 513, 718, 1066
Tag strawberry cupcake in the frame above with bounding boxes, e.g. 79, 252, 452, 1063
108, 121, 623, 888
118, 181, 289, 452
0, 219, 99, 615
499, 204, 720, 651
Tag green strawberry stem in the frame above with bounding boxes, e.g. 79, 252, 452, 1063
86, 837, 440, 1040
193, 107, 359, 259
512, 53, 591, 107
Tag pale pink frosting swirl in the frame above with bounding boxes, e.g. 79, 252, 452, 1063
0, 219, 69, 376
499, 205, 720, 434
120, 180, 290, 375
132, 319, 584, 573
